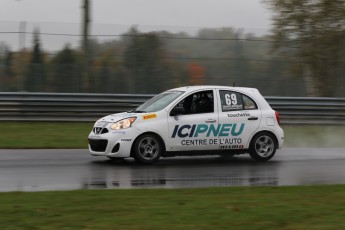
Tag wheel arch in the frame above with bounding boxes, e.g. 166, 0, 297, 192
249, 130, 279, 148
248, 130, 278, 161
130, 132, 166, 157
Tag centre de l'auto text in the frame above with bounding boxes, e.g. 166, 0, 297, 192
171, 123, 245, 146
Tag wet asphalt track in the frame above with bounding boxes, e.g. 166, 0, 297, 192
0, 148, 345, 192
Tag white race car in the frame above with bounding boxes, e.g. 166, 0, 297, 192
88, 86, 284, 163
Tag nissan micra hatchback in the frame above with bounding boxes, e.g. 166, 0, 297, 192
88, 86, 284, 163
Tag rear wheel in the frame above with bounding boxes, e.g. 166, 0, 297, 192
249, 132, 277, 161
132, 134, 163, 164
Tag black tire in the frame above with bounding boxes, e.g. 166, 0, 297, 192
132, 134, 163, 164
249, 132, 277, 161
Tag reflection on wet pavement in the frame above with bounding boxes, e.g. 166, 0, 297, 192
0, 148, 345, 191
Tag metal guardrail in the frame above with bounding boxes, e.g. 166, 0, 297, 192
0, 92, 344, 124
0, 92, 154, 122
267, 97, 345, 125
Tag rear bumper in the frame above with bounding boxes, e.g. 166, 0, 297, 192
276, 126, 284, 149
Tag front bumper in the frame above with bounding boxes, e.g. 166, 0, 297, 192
88, 129, 138, 158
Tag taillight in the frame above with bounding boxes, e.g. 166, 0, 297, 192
275, 111, 281, 125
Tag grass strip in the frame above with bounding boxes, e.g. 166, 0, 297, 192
0, 122, 344, 148
1, 185, 345, 229
0, 121, 93, 149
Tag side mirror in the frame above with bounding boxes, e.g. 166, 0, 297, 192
170, 107, 185, 116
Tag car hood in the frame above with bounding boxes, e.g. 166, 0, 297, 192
97, 112, 139, 123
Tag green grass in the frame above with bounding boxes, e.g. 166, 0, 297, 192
0, 123, 344, 229
1, 185, 345, 229
0, 121, 93, 149
0, 122, 344, 148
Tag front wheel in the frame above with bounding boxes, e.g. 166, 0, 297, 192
249, 132, 277, 161
132, 134, 163, 164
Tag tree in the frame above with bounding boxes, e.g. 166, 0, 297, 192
0, 44, 17, 91
124, 28, 169, 93
94, 49, 127, 93
25, 28, 45, 92
3, 48, 13, 77
50, 45, 81, 92
264, 0, 345, 96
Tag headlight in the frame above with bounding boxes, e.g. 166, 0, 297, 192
110, 117, 137, 130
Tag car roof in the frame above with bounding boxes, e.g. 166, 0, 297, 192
166, 85, 270, 110
168, 85, 260, 94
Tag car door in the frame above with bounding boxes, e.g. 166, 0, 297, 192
166, 89, 219, 152
217, 89, 261, 150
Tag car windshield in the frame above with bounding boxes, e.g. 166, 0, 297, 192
134, 91, 184, 113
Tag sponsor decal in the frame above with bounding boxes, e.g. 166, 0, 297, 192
112, 131, 126, 135
167, 90, 183, 94
171, 123, 245, 138
227, 112, 250, 118
121, 139, 132, 142
182, 139, 208, 146
172, 123, 245, 147
180, 138, 243, 146
219, 138, 242, 144
222, 105, 242, 111
110, 113, 136, 119
143, 113, 157, 120
221, 92, 242, 111
220, 145, 244, 149
89, 135, 101, 139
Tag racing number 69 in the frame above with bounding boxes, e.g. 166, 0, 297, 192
225, 93, 237, 105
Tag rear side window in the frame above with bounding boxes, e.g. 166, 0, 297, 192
219, 90, 257, 112
243, 95, 257, 110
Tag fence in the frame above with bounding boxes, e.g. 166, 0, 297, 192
0, 92, 344, 124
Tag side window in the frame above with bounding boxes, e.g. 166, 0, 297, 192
219, 91, 258, 111
219, 90, 243, 111
243, 95, 257, 110
172, 90, 214, 115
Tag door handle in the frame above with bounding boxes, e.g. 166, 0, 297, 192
248, 117, 258, 121
205, 119, 217, 123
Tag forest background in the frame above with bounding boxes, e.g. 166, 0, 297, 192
1, 0, 345, 97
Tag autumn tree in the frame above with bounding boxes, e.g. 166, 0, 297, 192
188, 62, 206, 85
264, 0, 345, 96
